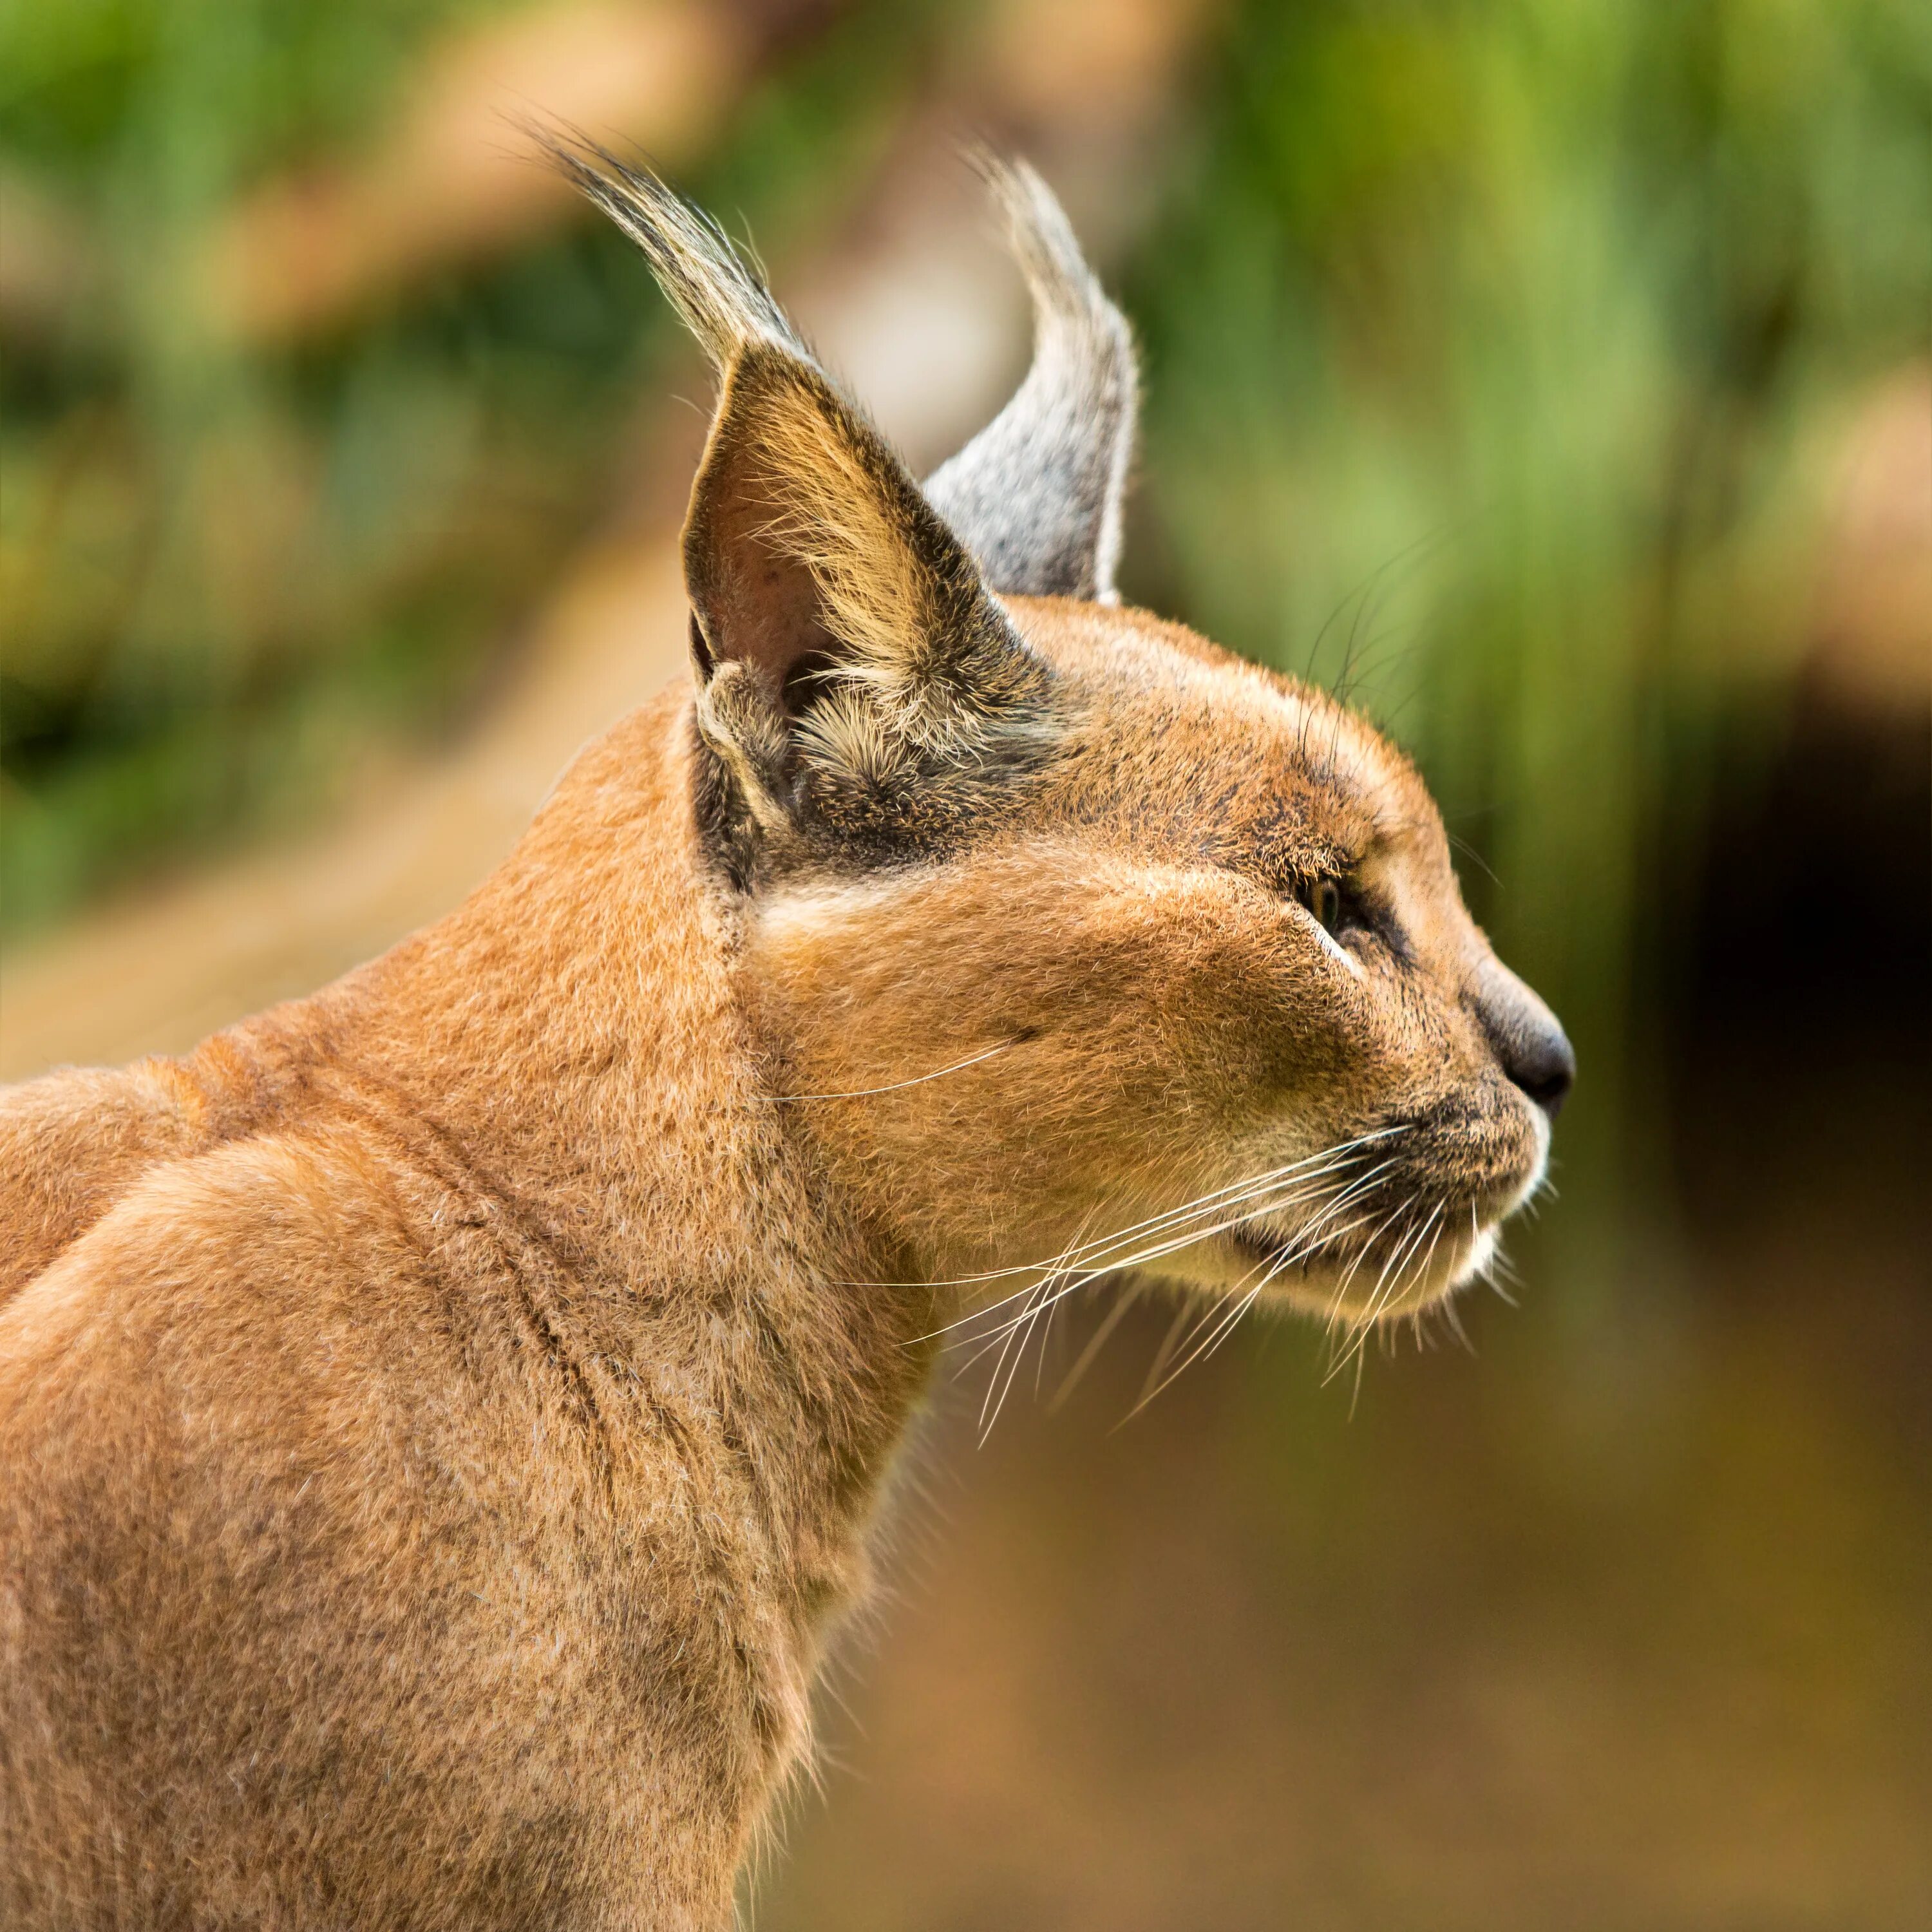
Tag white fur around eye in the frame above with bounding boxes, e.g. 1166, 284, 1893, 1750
1304, 909, 1365, 981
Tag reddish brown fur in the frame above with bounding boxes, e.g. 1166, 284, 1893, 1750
4, 690, 927, 1926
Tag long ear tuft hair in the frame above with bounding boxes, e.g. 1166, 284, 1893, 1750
923, 158, 1139, 604
544, 133, 811, 372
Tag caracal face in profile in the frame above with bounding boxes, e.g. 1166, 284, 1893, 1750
0, 149, 1571, 1925
577, 151, 1575, 1337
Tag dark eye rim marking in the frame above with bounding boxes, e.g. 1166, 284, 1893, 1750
1224, 842, 1413, 965
1292, 873, 1364, 940
1289, 870, 1414, 966
1302, 877, 1343, 934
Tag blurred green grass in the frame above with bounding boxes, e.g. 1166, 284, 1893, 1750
6, 0, 1922, 937
0, 0, 927, 930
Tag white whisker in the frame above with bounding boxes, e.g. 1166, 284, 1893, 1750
927, 1155, 1392, 1354
1325, 1201, 1432, 1386
891, 1126, 1412, 1310
946, 1155, 1399, 1356
1046, 1279, 1142, 1414
756, 1039, 1018, 1103
1116, 1284, 1263, 1426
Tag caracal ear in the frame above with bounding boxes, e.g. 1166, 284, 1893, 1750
924, 158, 1139, 604
550, 138, 1052, 842
681, 345, 1045, 827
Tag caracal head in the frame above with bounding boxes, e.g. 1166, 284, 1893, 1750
562, 144, 1573, 1333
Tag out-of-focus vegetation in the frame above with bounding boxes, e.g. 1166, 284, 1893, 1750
6, 1, 1922, 1095
0, 0, 923, 929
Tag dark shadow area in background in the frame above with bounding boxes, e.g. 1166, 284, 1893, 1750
1674, 688, 1929, 1450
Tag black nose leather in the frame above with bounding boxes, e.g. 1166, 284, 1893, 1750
1502, 1018, 1575, 1116
1473, 957, 1575, 1119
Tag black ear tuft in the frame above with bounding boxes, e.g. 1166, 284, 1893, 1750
544, 133, 808, 374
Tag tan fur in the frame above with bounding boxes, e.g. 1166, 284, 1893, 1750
0, 167, 1571, 1927
3, 696, 925, 1926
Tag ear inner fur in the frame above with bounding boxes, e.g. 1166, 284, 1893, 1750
681, 340, 1057, 855
685, 348, 1005, 721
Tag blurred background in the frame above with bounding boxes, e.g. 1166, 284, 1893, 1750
2, 1, 1927, 1925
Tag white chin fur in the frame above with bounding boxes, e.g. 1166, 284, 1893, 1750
1455, 1222, 1500, 1289
1204, 1210, 1502, 1321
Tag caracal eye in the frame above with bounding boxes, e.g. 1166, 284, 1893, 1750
1298, 876, 1343, 936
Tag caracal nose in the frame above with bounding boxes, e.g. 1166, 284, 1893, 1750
1505, 1014, 1575, 1117
1473, 957, 1576, 1119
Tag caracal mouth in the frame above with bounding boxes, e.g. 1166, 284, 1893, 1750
1217, 1211, 1499, 1325
1173, 1104, 1553, 1325
1211, 1151, 1544, 1327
